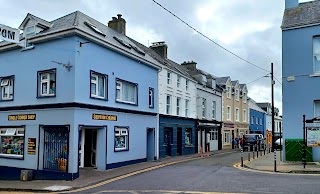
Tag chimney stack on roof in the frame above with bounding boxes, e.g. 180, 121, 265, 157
108, 14, 126, 35
150, 41, 168, 58
181, 61, 197, 71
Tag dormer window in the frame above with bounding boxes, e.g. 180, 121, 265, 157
202, 75, 207, 83
243, 92, 247, 103
25, 25, 36, 37
226, 86, 231, 99
235, 89, 239, 101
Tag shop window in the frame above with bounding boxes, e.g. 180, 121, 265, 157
0, 76, 14, 101
38, 69, 56, 97
90, 71, 107, 100
185, 128, 192, 146
0, 127, 25, 159
224, 130, 230, 145
116, 79, 138, 105
115, 127, 129, 151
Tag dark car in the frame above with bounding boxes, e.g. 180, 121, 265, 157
243, 134, 265, 151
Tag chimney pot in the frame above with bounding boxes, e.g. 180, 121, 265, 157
117, 14, 122, 19
150, 41, 168, 58
108, 14, 126, 35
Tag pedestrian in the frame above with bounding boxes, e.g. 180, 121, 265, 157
239, 137, 243, 149
234, 136, 239, 149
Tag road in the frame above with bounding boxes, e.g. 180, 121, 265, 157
70, 152, 320, 194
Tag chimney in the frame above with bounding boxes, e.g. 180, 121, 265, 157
181, 61, 197, 71
150, 41, 168, 58
285, 0, 299, 9
108, 14, 126, 35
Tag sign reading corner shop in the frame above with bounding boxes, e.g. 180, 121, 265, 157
8, 114, 36, 121
92, 114, 117, 121
0, 24, 20, 44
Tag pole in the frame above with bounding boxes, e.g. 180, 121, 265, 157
280, 119, 282, 161
248, 152, 250, 161
241, 148, 243, 167
271, 62, 276, 172
303, 115, 306, 169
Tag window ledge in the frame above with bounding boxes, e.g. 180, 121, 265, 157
91, 96, 108, 101
310, 73, 320, 77
0, 98, 14, 102
37, 95, 56, 99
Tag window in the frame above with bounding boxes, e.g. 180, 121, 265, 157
212, 101, 216, 119
114, 127, 129, 151
313, 37, 320, 73
116, 79, 137, 105
243, 92, 247, 103
185, 128, 192, 146
260, 118, 262, 125
224, 130, 230, 144
177, 76, 181, 88
227, 106, 231, 120
149, 88, 154, 108
227, 86, 231, 98
243, 110, 247, 122
186, 80, 189, 91
235, 108, 239, 121
202, 98, 206, 118
251, 116, 254, 124
256, 117, 259, 124
166, 95, 172, 114
185, 99, 189, 117
0, 76, 14, 101
167, 72, 171, 85
0, 127, 24, 159
25, 25, 36, 37
90, 71, 107, 99
38, 69, 56, 97
176, 97, 181, 115
235, 89, 239, 101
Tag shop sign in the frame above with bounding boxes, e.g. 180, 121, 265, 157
28, 138, 36, 155
8, 114, 36, 121
0, 24, 20, 43
307, 127, 320, 147
237, 124, 247, 128
92, 114, 117, 121
223, 123, 234, 128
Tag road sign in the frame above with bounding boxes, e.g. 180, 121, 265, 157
0, 24, 20, 43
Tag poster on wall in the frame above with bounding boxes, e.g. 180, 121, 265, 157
28, 138, 36, 155
307, 127, 320, 147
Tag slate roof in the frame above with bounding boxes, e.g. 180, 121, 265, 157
231, 80, 238, 86
19, 13, 52, 29
216, 77, 229, 85
282, 0, 320, 30
1, 11, 161, 67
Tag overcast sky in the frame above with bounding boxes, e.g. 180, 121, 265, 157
1, 0, 312, 114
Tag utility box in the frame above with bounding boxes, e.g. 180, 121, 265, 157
285, 139, 313, 162
20, 170, 33, 181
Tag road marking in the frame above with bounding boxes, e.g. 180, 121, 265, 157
94, 190, 248, 194
58, 151, 236, 194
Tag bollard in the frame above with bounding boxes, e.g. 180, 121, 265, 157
200, 146, 203, 157
248, 152, 250, 161
264, 149, 265, 155
260, 150, 262, 156
256, 146, 259, 158
274, 150, 277, 172
253, 149, 255, 159
241, 148, 243, 167
206, 144, 210, 157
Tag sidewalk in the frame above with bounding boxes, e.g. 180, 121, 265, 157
0, 150, 235, 192
244, 150, 320, 174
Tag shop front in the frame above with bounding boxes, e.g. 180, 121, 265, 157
197, 120, 222, 153
221, 122, 235, 150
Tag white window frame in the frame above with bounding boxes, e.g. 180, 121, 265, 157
166, 95, 172, 114
227, 86, 231, 99
185, 128, 192, 146
235, 89, 239, 101
90, 72, 106, 99
256, 117, 259, 124
167, 72, 171, 85
176, 97, 181, 116
212, 101, 216, 119
39, 70, 56, 97
224, 130, 230, 145
227, 106, 231, 121
177, 76, 181, 88
185, 99, 189, 117
116, 79, 137, 105
313, 37, 320, 73
186, 80, 189, 91
202, 98, 206, 118
24, 25, 36, 37
235, 108, 239, 121
260, 118, 262, 125
114, 127, 129, 151
1, 77, 14, 100
243, 110, 247, 122
0, 127, 25, 159
251, 116, 254, 124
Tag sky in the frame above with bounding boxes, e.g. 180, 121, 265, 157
0, 0, 312, 114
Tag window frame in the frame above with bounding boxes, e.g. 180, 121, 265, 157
251, 116, 254, 124
243, 109, 247, 122
226, 86, 231, 99
166, 94, 172, 114
260, 118, 262, 126
0, 126, 25, 160
227, 106, 231, 121
149, 87, 154, 108
256, 117, 259, 125
114, 126, 129, 152
235, 108, 239, 121
202, 98, 206, 118
224, 130, 230, 145
90, 70, 108, 100
185, 99, 190, 117
24, 25, 36, 37
235, 89, 239, 101
167, 72, 171, 85
176, 97, 181, 116
115, 78, 138, 106
186, 80, 189, 91
177, 76, 181, 88
37, 68, 56, 98
185, 128, 193, 147
0, 75, 14, 101
243, 92, 247, 103
212, 101, 216, 119
313, 37, 320, 73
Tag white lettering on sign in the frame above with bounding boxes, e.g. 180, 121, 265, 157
0, 24, 20, 43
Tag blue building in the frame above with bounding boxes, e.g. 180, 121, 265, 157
248, 99, 266, 136
282, 0, 320, 161
0, 12, 161, 180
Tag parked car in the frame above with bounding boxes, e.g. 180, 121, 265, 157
242, 134, 266, 151
274, 138, 283, 150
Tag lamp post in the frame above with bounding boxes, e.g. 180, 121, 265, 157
271, 63, 277, 172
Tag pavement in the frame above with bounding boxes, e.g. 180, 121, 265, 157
1, 149, 320, 193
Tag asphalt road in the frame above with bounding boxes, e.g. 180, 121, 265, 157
76, 152, 320, 194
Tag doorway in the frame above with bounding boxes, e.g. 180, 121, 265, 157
146, 128, 155, 161
177, 128, 182, 155
79, 128, 97, 168
209, 129, 218, 151
164, 128, 172, 156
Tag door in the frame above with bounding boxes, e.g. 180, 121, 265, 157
209, 129, 218, 151
84, 129, 97, 167
164, 128, 172, 156
147, 128, 155, 161
177, 128, 182, 155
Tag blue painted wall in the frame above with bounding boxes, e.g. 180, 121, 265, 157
249, 109, 265, 136
282, 25, 320, 160
159, 116, 196, 158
